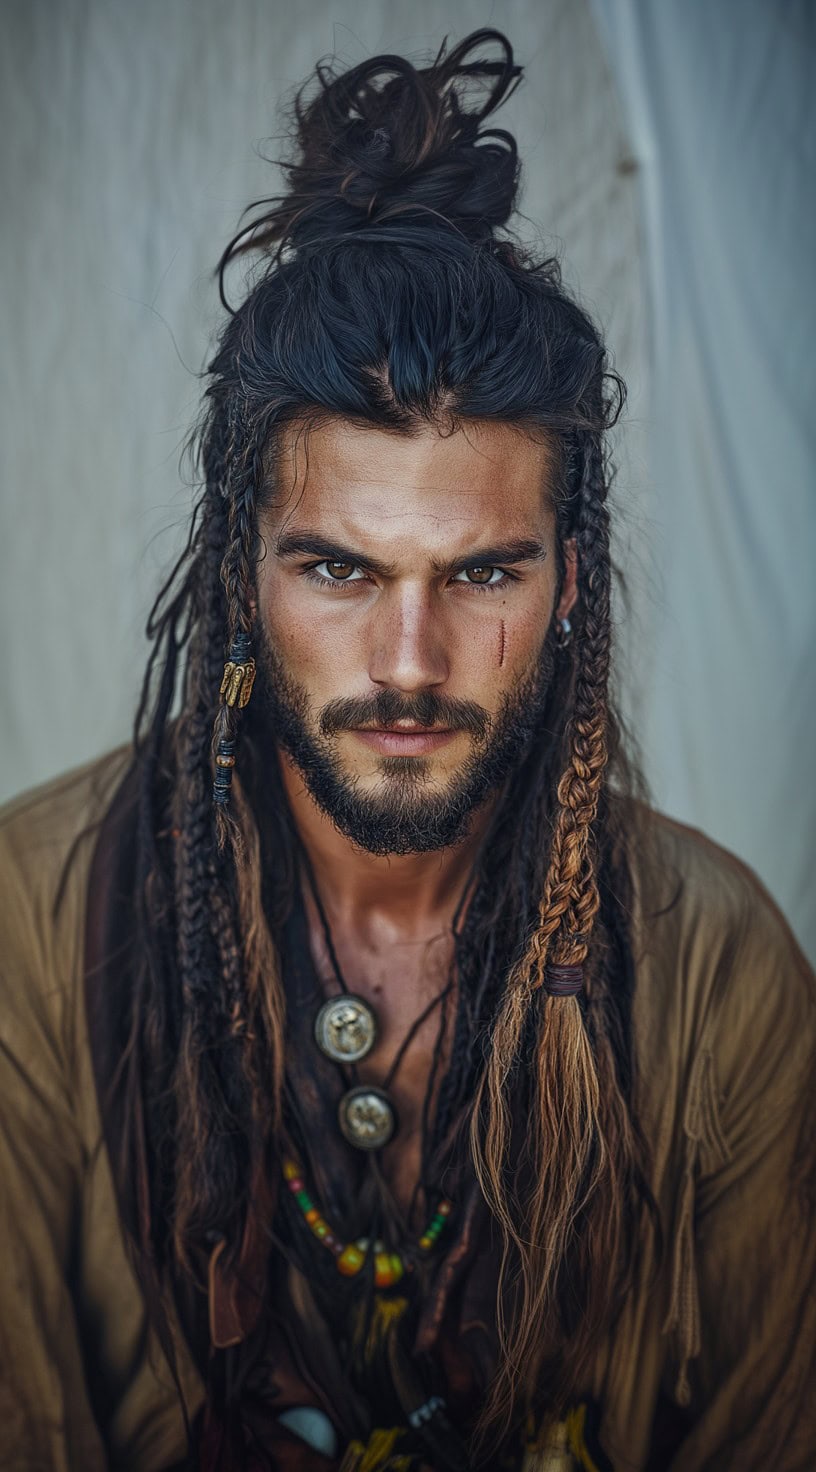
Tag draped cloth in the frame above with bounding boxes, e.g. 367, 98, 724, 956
0, 749, 815, 1470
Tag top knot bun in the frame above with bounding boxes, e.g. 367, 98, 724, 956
224, 29, 523, 268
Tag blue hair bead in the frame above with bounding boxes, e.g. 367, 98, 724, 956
228, 631, 251, 664
213, 737, 237, 806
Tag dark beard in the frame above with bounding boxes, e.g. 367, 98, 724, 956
254, 630, 556, 856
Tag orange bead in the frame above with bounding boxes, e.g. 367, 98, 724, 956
305, 1208, 320, 1225
374, 1260, 395, 1288
374, 1252, 404, 1288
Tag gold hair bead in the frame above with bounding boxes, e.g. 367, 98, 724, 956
219, 657, 256, 709
212, 632, 254, 807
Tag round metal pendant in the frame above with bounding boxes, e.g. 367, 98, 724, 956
338, 1086, 397, 1151
314, 994, 378, 1065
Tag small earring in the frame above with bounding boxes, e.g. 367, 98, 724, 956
554, 614, 573, 649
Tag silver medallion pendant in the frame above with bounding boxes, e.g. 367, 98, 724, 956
338, 1085, 397, 1151
314, 994, 378, 1065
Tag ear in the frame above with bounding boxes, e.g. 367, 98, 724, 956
556, 537, 578, 620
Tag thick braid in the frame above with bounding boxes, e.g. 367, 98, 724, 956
561, 437, 612, 952
472, 433, 623, 1427
474, 432, 611, 1115
529, 434, 610, 977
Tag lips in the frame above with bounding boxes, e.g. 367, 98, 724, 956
350, 726, 458, 756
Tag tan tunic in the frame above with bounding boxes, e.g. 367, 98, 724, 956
0, 750, 814, 1471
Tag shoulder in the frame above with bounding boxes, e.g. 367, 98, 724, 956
626, 802, 811, 1004
0, 746, 133, 926
0, 746, 133, 874
0, 748, 133, 1074
623, 803, 814, 1140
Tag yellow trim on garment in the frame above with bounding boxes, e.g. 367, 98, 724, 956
524, 1402, 607, 1472
339, 1426, 412, 1472
565, 1403, 604, 1472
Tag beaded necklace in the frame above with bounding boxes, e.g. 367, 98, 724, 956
283, 1157, 453, 1288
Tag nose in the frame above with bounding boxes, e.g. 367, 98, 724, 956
367, 583, 450, 692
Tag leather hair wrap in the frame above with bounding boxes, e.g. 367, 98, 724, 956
543, 964, 584, 997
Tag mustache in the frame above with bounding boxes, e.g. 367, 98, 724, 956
318, 688, 491, 740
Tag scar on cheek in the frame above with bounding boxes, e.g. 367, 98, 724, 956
498, 618, 506, 668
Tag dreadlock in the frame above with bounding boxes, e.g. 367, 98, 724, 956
126, 26, 654, 1450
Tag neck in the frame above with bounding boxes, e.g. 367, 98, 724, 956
277, 749, 490, 935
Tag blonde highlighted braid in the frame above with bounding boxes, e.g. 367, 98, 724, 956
472, 435, 639, 1442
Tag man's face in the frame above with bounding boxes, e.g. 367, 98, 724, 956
254, 417, 575, 854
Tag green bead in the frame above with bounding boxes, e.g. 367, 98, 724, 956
295, 1190, 312, 1211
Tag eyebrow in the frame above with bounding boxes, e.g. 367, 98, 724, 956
274, 532, 548, 577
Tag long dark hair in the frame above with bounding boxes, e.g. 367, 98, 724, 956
127, 28, 653, 1445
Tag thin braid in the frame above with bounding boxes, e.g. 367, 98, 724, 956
200, 397, 253, 1042
211, 433, 264, 845
174, 492, 230, 1020
169, 413, 260, 1259
212, 425, 287, 1109
222, 432, 262, 641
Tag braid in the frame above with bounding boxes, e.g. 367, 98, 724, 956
173, 490, 230, 1020
471, 431, 635, 1437
165, 405, 286, 1267
170, 420, 248, 1256
211, 432, 264, 846
530, 436, 610, 974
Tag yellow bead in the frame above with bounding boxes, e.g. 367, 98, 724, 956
419, 1236, 432, 1250
337, 1243, 366, 1276
283, 1160, 299, 1181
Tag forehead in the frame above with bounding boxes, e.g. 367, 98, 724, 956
264, 417, 556, 553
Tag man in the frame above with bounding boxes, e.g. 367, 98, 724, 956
1, 29, 814, 1472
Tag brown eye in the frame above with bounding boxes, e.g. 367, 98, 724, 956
466, 565, 495, 584
324, 561, 356, 580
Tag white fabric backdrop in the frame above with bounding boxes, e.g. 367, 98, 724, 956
593, 0, 815, 957
1, 1, 812, 957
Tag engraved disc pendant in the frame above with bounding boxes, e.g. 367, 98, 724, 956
338, 1086, 397, 1151
314, 995, 378, 1065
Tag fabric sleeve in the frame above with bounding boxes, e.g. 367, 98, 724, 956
668, 880, 816, 1471
0, 765, 199, 1472
0, 813, 110, 1470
